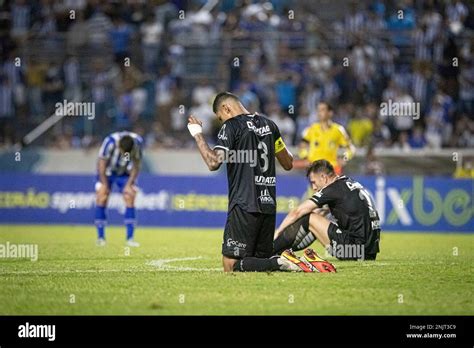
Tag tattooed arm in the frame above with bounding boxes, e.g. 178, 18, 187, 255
188, 115, 224, 171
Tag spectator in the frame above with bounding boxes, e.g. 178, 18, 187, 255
275, 72, 297, 112
453, 158, 474, 178
409, 125, 427, 148
395, 131, 412, 152
391, 87, 416, 140
10, 0, 31, 40
109, 16, 134, 62
451, 114, 474, 148
188, 99, 214, 136
308, 49, 332, 82
192, 78, 216, 106
459, 59, 474, 115
267, 102, 295, 143
362, 146, 385, 175
140, 13, 163, 75
87, 7, 113, 49
66, 11, 88, 54
42, 62, 64, 116
0, 75, 15, 140
371, 118, 391, 147
25, 57, 47, 119
63, 55, 81, 102
348, 105, 373, 147
446, 0, 469, 35
425, 96, 447, 148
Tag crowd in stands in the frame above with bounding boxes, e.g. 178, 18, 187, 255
0, 0, 473, 152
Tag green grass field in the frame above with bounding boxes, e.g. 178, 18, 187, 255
0, 225, 472, 315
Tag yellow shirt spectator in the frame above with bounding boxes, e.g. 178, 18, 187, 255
301, 121, 353, 168
348, 117, 373, 147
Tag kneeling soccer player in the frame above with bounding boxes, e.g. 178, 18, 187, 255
274, 159, 381, 267
188, 92, 305, 272
94, 131, 143, 247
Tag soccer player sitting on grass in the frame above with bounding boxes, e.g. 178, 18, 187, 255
94, 131, 143, 247
274, 159, 381, 267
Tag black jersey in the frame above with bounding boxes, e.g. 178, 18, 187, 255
213, 113, 285, 215
310, 176, 381, 255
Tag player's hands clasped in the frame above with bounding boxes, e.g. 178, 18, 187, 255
187, 115, 203, 137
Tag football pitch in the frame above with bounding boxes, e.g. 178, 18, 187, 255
0, 225, 472, 315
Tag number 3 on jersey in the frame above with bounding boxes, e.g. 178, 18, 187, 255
257, 141, 269, 173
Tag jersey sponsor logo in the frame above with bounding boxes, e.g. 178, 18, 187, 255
217, 124, 228, 140
258, 189, 275, 204
226, 238, 246, 249
246, 121, 271, 136
254, 176, 276, 186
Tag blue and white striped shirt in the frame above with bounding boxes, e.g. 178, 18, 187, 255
11, 4, 30, 31
98, 131, 143, 176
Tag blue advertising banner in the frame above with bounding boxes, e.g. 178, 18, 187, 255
0, 174, 472, 232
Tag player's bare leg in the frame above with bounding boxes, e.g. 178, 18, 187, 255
273, 207, 330, 254
123, 187, 136, 208
222, 256, 237, 272
95, 183, 110, 246
307, 212, 332, 248
96, 184, 109, 206
123, 186, 139, 247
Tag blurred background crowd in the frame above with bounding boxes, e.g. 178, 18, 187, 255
0, 0, 473, 152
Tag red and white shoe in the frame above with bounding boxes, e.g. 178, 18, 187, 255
279, 249, 315, 272
303, 248, 337, 273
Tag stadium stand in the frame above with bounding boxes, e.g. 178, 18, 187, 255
0, 0, 473, 176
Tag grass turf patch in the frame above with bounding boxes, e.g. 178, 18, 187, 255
0, 225, 472, 315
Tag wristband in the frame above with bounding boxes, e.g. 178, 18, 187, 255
187, 123, 202, 137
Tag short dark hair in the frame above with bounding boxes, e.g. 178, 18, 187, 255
212, 92, 240, 114
306, 159, 335, 177
319, 101, 334, 112
119, 135, 134, 153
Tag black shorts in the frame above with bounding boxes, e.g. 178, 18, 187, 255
222, 205, 275, 259
327, 223, 377, 261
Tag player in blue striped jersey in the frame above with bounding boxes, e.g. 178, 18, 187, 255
95, 131, 143, 247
